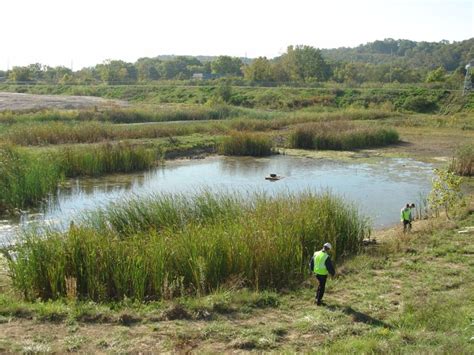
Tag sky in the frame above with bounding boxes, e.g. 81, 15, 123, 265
0, 0, 472, 70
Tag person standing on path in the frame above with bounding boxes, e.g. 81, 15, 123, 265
309, 242, 336, 306
401, 203, 412, 233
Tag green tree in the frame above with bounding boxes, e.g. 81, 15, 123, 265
97, 60, 137, 84
74, 67, 98, 84
243, 57, 274, 82
43, 66, 73, 83
136, 58, 160, 81
280, 45, 331, 82
428, 168, 464, 219
211, 56, 243, 76
158, 56, 201, 79
8, 66, 33, 82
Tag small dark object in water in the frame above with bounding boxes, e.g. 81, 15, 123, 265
265, 174, 283, 181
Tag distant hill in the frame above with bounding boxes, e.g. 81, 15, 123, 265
152, 55, 252, 65
320, 38, 474, 71
149, 38, 473, 71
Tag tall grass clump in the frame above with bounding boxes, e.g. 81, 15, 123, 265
56, 142, 160, 177
0, 144, 61, 213
220, 131, 274, 156
6, 191, 370, 301
0, 143, 162, 212
450, 143, 473, 176
290, 122, 399, 150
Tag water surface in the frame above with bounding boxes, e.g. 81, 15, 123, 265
0, 155, 434, 243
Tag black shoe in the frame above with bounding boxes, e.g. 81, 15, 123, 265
316, 301, 325, 306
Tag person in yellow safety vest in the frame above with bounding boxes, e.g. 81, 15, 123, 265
401, 203, 412, 233
309, 242, 336, 306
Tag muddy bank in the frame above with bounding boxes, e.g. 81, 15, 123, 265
0, 92, 127, 111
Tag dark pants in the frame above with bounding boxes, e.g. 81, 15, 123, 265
315, 274, 327, 304
403, 219, 411, 233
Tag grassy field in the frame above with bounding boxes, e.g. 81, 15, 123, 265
0, 86, 473, 352
0, 208, 472, 353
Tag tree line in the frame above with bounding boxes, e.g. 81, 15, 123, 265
1, 38, 472, 86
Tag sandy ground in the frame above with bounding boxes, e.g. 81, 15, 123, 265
0, 92, 127, 111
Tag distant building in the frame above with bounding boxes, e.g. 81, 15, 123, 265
192, 73, 217, 80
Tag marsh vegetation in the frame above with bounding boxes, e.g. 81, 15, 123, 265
6, 191, 369, 301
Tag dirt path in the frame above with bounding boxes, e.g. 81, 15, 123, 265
0, 92, 127, 111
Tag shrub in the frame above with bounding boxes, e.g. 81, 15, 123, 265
402, 96, 437, 113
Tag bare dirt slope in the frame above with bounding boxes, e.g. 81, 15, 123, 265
0, 92, 127, 111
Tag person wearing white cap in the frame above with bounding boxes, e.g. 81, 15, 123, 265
309, 242, 336, 305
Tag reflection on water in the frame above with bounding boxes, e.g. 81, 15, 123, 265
1, 155, 434, 243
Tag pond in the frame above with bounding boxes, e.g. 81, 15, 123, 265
0, 155, 434, 243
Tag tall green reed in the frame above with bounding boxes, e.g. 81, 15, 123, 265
0, 144, 61, 213
290, 121, 399, 150
56, 142, 159, 177
7, 191, 370, 301
219, 131, 274, 156
0, 143, 161, 212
